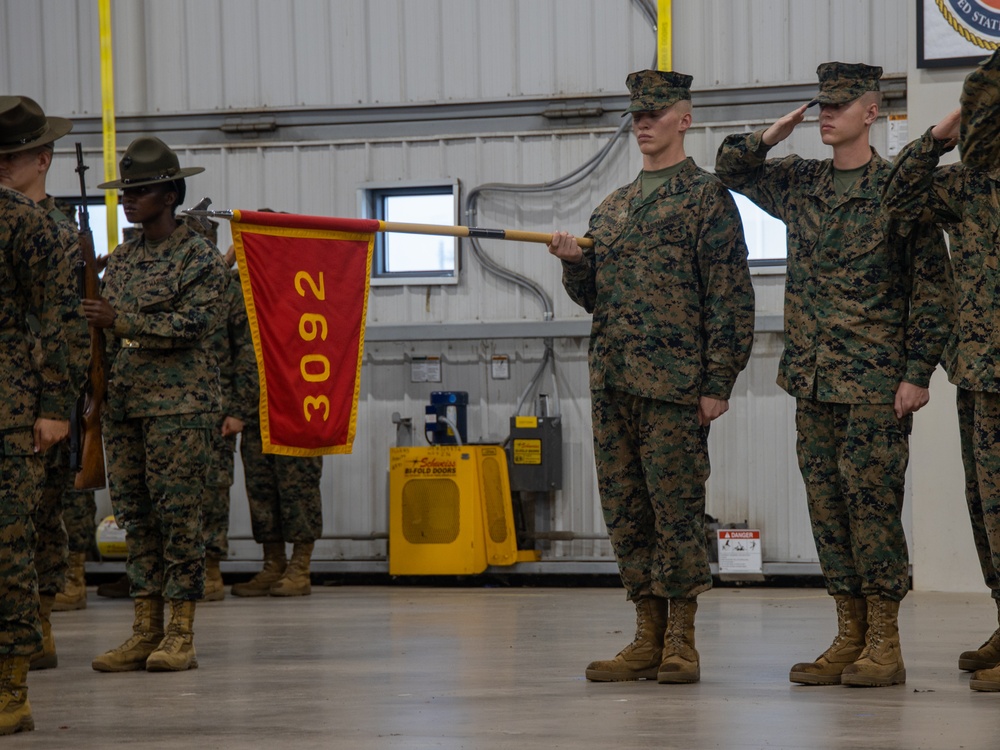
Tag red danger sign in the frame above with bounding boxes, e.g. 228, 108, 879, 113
718, 530, 760, 540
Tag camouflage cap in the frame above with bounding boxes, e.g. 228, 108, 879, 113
623, 69, 693, 116
0, 95, 73, 154
808, 62, 882, 107
959, 49, 1000, 171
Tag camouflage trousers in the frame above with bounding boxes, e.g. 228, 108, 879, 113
36, 446, 98, 584
591, 388, 712, 601
202, 430, 236, 558
957, 388, 1000, 600
795, 398, 910, 601
104, 414, 212, 601
0, 429, 44, 656
62, 488, 97, 556
240, 421, 323, 544
33, 441, 70, 595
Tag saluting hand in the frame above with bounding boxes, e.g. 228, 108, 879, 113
82, 297, 117, 329
931, 108, 961, 148
762, 103, 810, 147
547, 231, 584, 264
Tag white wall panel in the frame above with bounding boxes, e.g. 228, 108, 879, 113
675, 0, 910, 89
3, 0, 654, 117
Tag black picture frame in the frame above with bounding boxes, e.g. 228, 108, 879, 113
917, 0, 998, 69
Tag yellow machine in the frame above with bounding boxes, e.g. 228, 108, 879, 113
389, 445, 536, 575
96, 515, 127, 559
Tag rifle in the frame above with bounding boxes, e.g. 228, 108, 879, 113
69, 143, 108, 490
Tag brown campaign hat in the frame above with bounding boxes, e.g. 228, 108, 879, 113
623, 69, 693, 115
97, 136, 204, 189
808, 62, 882, 107
0, 95, 73, 153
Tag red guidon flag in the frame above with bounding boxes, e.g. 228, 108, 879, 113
230, 211, 377, 456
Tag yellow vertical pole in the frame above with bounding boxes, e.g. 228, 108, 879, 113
657, 0, 672, 71
98, 0, 118, 249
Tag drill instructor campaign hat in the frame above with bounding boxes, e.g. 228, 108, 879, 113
0, 95, 73, 154
959, 48, 1000, 171
623, 69, 693, 115
807, 62, 882, 107
97, 136, 204, 190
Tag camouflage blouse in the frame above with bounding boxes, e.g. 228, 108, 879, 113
102, 221, 228, 419
0, 187, 71, 430
883, 128, 1000, 393
716, 131, 952, 404
561, 158, 755, 405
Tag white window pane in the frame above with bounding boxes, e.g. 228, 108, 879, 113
384, 193, 456, 273
730, 190, 787, 263
83, 203, 130, 257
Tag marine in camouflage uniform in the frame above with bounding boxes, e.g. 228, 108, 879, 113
35, 197, 96, 615
231, 258, 324, 598
0, 97, 88, 682
84, 137, 227, 674
716, 62, 953, 687
882, 49, 1000, 692
0, 95, 73, 735
201, 252, 256, 601
549, 70, 755, 684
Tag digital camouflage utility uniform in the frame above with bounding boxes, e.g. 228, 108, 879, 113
101, 221, 227, 601
716, 133, 953, 602
32, 197, 92, 596
561, 159, 755, 601
202, 267, 256, 559
0, 186, 71, 657
234, 274, 324, 546
883, 50, 1000, 604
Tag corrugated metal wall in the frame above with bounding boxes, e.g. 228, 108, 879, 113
3, 0, 912, 570
1, 0, 652, 115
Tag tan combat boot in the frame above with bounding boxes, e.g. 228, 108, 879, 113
789, 595, 867, 685
231, 543, 287, 597
29, 595, 57, 671
841, 596, 905, 687
92, 597, 165, 672
658, 598, 700, 684
0, 656, 33, 735
970, 664, 1000, 691
53, 551, 87, 611
959, 599, 1000, 671
270, 542, 314, 596
200, 554, 225, 602
585, 597, 667, 681
146, 600, 198, 672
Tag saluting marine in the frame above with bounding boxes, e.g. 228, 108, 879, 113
716, 62, 953, 687
883, 49, 1000, 693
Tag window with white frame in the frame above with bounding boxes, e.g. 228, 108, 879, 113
360, 181, 460, 286
730, 190, 787, 267
58, 198, 130, 258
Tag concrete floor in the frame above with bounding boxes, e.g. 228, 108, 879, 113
10, 586, 1000, 749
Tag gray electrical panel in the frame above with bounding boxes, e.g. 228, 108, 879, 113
506, 416, 563, 491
